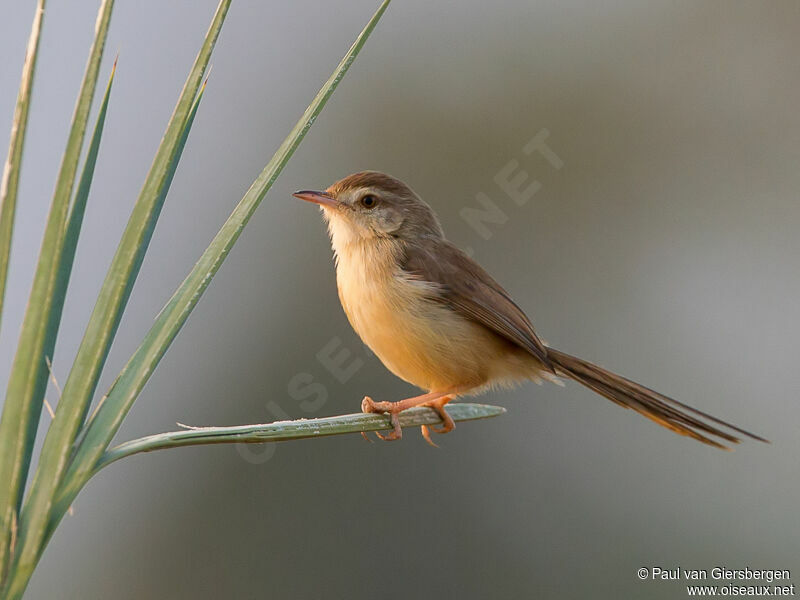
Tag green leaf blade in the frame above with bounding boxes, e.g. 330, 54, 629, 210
0, 0, 113, 585
0, 3, 229, 587
95, 403, 506, 472
5, 62, 117, 596
54, 0, 391, 527
51, 0, 227, 464
0, 0, 45, 335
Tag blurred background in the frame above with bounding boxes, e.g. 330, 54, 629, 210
1, 1, 798, 598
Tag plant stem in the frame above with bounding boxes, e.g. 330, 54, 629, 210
95, 403, 506, 472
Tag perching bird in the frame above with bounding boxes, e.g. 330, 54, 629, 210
293, 171, 765, 449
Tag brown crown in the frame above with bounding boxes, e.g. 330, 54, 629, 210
327, 171, 414, 198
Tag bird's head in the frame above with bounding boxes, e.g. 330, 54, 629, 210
293, 171, 444, 250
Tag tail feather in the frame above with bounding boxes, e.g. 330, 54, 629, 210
546, 348, 767, 450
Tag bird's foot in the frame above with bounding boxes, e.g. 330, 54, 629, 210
361, 396, 403, 441
360, 390, 460, 444
420, 396, 455, 447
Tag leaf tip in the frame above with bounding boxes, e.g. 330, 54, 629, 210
201, 64, 213, 92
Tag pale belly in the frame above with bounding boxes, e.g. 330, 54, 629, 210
336, 263, 525, 392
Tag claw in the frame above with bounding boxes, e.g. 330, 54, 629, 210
361, 395, 376, 413
420, 425, 439, 447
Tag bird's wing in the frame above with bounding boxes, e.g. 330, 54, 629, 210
401, 239, 553, 371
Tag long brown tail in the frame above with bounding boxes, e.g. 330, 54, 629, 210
546, 348, 768, 450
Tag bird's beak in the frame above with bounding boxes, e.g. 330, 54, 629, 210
292, 190, 339, 208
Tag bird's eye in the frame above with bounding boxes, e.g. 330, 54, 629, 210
360, 194, 377, 209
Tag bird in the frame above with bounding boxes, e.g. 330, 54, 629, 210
293, 171, 766, 449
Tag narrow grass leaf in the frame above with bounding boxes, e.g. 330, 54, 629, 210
0, 0, 113, 583
12, 70, 204, 591
6, 1, 229, 579
53, 0, 390, 528
45, 0, 229, 469
0, 0, 45, 334
95, 404, 506, 472
4, 63, 117, 596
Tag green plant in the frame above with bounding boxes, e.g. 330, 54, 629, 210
0, 1, 503, 596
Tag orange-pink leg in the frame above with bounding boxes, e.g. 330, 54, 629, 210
361, 389, 461, 442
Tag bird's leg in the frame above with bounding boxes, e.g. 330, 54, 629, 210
361, 389, 460, 442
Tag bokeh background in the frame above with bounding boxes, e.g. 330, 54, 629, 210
1, 1, 798, 598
